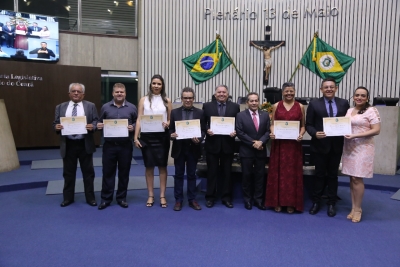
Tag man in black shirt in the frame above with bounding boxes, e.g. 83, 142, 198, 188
29, 42, 55, 59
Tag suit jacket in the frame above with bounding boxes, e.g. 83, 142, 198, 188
306, 97, 350, 154
169, 106, 206, 158
27, 26, 42, 34
203, 101, 240, 154
2, 25, 14, 35
236, 109, 271, 158
53, 100, 98, 158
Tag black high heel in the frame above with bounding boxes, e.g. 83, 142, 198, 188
160, 197, 168, 208
146, 196, 154, 207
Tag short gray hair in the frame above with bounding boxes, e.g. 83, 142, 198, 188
69, 83, 85, 93
282, 82, 295, 91
215, 84, 229, 92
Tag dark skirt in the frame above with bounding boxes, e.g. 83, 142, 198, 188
140, 131, 170, 168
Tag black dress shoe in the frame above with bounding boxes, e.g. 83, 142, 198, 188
222, 200, 234, 208
189, 200, 202, 210
327, 204, 336, 217
254, 202, 267, 210
205, 200, 214, 208
117, 200, 128, 208
309, 203, 320, 215
87, 200, 97, 206
173, 202, 182, 211
60, 200, 74, 207
98, 202, 110, 210
244, 202, 252, 210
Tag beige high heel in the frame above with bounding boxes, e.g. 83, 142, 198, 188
347, 209, 355, 220
352, 210, 362, 223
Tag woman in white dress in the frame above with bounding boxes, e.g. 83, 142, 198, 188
134, 74, 172, 208
342, 87, 381, 223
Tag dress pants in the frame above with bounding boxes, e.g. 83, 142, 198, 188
240, 157, 266, 203
62, 139, 95, 202
205, 152, 234, 202
174, 149, 198, 202
312, 149, 342, 205
4, 34, 14, 47
101, 141, 133, 203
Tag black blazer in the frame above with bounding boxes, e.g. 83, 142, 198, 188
202, 101, 240, 154
306, 97, 350, 154
236, 109, 270, 158
53, 100, 98, 158
169, 106, 206, 158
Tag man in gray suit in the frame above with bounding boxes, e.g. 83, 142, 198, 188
53, 83, 99, 207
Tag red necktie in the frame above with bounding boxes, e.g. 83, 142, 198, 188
252, 112, 258, 131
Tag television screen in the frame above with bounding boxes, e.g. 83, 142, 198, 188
0, 9, 59, 62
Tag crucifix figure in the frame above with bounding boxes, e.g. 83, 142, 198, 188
250, 26, 285, 85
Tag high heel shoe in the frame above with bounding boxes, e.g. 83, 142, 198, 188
160, 197, 168, 208
347, 209, 355, 220
274, 206, 282, 212
146, 196, 154, 207
352, 210, 362, 223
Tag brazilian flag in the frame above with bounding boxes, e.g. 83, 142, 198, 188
300, 36, 355, 83
182, 39, 232, 85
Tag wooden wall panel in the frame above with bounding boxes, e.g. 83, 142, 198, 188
140, 0, 400, 104
0, 61, 101, 148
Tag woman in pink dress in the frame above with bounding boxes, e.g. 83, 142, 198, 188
342, 87, 381, 223
14, 21, 28, 50
266, 82, 306, 213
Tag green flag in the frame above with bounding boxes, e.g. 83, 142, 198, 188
182, 39, 232, 85
300, 36, 355, 83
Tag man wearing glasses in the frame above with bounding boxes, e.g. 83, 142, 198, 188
169, 87, 206, 211
306, 77, 350, 217
53, 83, 99, 207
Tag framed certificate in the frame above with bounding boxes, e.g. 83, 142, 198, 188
210, 116, 235, 135
274, 120, 300, 140
175, 119, 201, 140
140, 114, 164, 133
60, 116, 87, 135
323, 117, 351, 136
103, 119, 128, 137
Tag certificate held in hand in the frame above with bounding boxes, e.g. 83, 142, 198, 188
103, 119, 128, 137
175, 119, 201, 140
274, 120, 300, 140
323, 117, 351, 136
60, 116, 88, 136
210, 116, 235, 135
140, 114, 164, 133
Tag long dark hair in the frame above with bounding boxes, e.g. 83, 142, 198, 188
147, 74, 168, 110
354, 86, 370, 114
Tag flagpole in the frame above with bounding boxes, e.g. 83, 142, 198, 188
288, 32, 319, 82
216, 34, 250, 94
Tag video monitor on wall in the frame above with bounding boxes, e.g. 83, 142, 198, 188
0, 10, 59, 62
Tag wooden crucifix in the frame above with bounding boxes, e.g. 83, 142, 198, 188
250, 26, 285, 85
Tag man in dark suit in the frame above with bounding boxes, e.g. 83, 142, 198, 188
203, 85, 240, 208
97, 83, 138, 210
236, 92, 270, 210
27, 22, 42, 35
53, 83, 98, 207
306, 77, 350, 217
2, 22, 14, 48
29, 42, 56, 59
169, 87, 206, 211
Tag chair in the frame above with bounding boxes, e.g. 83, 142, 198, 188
263, 87, 282, 104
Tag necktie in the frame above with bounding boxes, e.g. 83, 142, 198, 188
34, 27, 37, 31
72, 103, 78, 116
328, 100, 333, 117
218, 103, 225, 116
252, 112, 258, 131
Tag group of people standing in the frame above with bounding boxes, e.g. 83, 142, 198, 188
54, 76, 381, 223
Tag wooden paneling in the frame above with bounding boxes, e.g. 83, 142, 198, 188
0, 61, 101, 148
140, 0, 400, 103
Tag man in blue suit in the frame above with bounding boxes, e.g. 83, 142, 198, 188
236, 92, 270, 210
53, 83, 99, 207
306, 77, 350, 217
2, 21, 15, 48
27, 22, 42, 35
169, 87, 206, 211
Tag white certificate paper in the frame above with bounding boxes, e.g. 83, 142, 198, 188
323, 117, 352, 136
210, 116, 235, 135
274, 120, 300, 140
60, 116, 87, 136
140, 114, 164, 133
175, 119, 201, 140
103, 119, 129, 137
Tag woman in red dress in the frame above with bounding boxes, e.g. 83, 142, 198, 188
266, 82, 305, 213
14, 21, 28, 50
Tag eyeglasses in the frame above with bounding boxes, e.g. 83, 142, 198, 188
182, 97, 194, 100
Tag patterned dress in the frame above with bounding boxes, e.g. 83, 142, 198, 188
341, 107, 381, 178
266, 101, 304, 211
